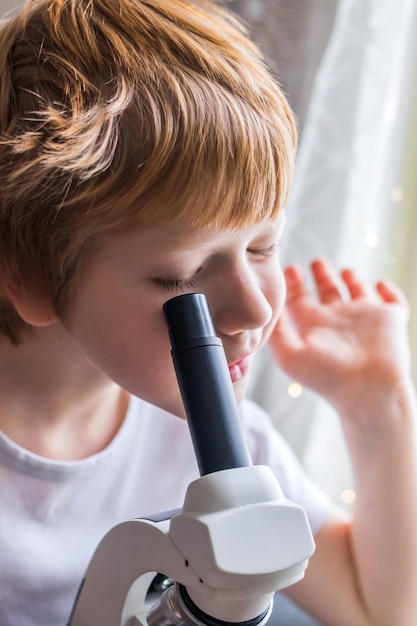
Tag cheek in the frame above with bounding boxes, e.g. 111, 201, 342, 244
70, 305, 175, 397
66, 282, 166, 381
68, 316, 185, 415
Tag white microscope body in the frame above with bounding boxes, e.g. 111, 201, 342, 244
68, 294, 315, 626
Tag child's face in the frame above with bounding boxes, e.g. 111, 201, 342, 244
65, 216, 286, 418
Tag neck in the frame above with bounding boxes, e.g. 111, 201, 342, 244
0, 323, 130, 460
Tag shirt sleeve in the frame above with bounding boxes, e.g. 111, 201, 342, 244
240, 398, 333, 535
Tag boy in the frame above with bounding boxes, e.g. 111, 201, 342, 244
0, 1, 416, 625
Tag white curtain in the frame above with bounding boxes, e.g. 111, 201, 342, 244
0, 0, 19, 18
245, 0, 417, 506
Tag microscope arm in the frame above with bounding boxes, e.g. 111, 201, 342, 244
67, 517, 189, 626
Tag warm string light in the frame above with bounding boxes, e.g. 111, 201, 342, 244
287, 382, 303, 398
363, 187, 404, 249
364, 233, 378, 247
287, 388, 357, 509
391, 187, 404, 203
340, 489, 356, 505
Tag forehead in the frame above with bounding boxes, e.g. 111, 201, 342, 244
94, 215, 284, 264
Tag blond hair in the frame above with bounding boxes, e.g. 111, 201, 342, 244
0, 0, 297, 343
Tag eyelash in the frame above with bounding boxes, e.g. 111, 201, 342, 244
155, 244, 278, 292
154, 275, 200, 293
248, 243, 278, 257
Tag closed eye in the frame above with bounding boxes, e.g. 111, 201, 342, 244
153, 273, 200, 293
247, 243, 279, 257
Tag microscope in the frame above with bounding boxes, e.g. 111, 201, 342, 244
68, 294, 315, 626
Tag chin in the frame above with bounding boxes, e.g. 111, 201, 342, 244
135, 390, 187, 420
163, 399, 188, 420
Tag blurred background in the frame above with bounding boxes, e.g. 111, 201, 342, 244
1, 0, 417, 511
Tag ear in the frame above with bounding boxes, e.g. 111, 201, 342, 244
1, 280, 58, 327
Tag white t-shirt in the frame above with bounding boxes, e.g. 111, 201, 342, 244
0, 396, 331, 626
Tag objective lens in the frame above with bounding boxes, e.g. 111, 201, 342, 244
146, 582, 272, 626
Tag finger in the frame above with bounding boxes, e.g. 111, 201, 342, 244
284, 264, 309, 305
310, 259, 343, 304
376, 279, 407, 306
281, 265, 317, 328
340, 268, 367, 300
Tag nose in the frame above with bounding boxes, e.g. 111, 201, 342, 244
210, 267, 273, 336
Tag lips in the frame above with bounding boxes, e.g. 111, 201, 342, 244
228, 355, 252, 383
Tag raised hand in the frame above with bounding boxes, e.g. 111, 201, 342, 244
270, 259, 411, 420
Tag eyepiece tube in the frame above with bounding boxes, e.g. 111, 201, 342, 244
163, 293, 252, 475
